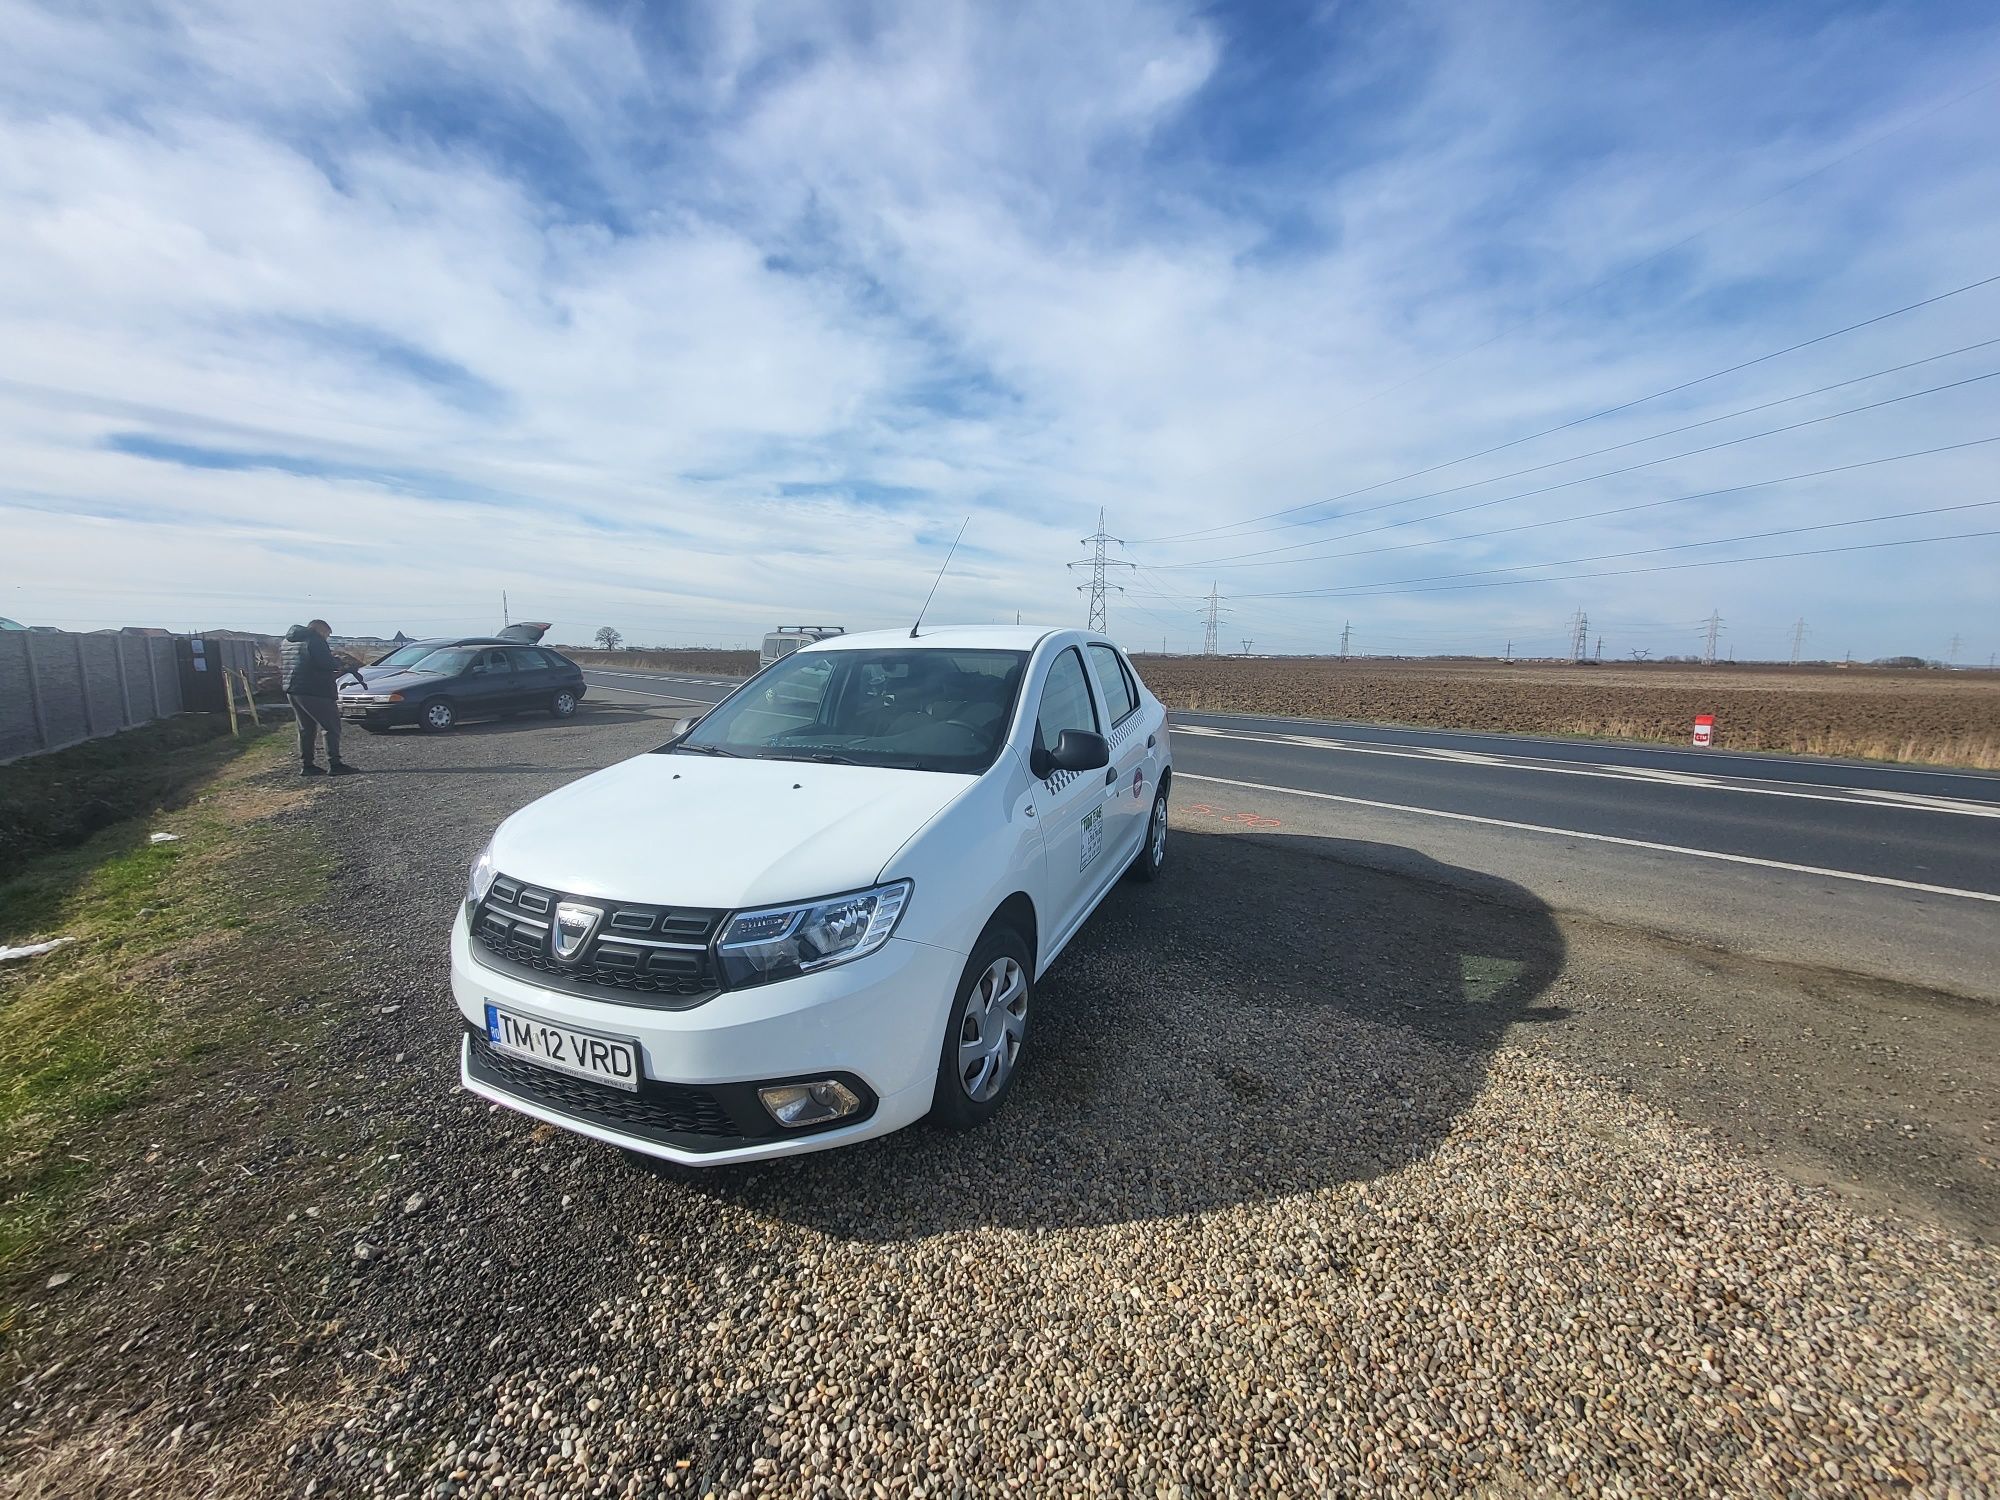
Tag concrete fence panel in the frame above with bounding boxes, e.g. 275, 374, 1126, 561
0, 632, 37, 761
0, 629, 202, 763
27, 631, 90, 751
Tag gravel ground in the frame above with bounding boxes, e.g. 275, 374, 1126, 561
10, 688, 2000, 1497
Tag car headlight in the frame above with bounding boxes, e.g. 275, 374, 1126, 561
717, 880, 911, 988
465, 840, 497, 912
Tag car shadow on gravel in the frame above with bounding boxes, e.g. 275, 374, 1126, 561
665, 827, 1568, 1237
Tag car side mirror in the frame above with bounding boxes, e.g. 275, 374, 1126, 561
1051, 729, 1110, 773
672, 714, 703, 740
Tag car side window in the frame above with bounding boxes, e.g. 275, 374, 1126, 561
1036, 647, 1100, 759
1116, 650, 1143, 712
1087, 643, 1137, 724
472, 649, 511, 675
503, 648, 544, 672
537, 649, 569, 670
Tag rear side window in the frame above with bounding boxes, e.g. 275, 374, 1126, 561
503, 648, 545, 671
536, 649, 569, 669
1087, 643, 1138, 723
1036, 647, 1100, 759
475, 649, 511, 674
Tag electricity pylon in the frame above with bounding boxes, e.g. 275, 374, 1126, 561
1068, 509, 1133, 631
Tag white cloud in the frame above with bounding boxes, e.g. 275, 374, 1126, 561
1, 0, 1996, 659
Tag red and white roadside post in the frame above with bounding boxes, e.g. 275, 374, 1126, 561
1692, 713, 1715, 748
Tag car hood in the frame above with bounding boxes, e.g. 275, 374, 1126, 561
488, 752, 971, 909
344, 667, 448, 694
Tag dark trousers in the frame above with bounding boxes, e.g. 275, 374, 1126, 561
289, 694, 342, 767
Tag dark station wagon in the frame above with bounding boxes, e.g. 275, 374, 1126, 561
339, 642, 588, 734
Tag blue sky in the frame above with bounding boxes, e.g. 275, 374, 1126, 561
2, 0, 1996, 660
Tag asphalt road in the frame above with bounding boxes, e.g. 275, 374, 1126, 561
581, 666, 2000, 999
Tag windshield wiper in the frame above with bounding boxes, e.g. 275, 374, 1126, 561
672, 743, 739, 757
770, 750, 864, 766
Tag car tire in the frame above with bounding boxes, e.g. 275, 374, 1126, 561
550, 689, 578, 719
930, 924, 1033, 1132
419, 698, 456, 733
1127, 782, 1168, 882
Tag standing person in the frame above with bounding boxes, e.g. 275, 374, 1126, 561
282, 619, 358, 776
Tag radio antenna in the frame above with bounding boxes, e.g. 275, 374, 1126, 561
910, 516, 970, 638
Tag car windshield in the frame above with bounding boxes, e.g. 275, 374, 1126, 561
372, 642, 442, 669
409, 647, 479, 674
664, 648, 1028, 774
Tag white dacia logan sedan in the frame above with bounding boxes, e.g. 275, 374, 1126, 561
450, 626, 1172, 1165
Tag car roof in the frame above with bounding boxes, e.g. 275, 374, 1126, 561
803, 625, 1085, 654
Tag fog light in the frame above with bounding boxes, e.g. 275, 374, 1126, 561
759, 1079, 862, 1128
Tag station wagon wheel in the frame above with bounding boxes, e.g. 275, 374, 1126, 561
420, 698, 456, 733
931, 926, 1033, 1130
1129, 782, 1168, 882
550, 689, 578, 718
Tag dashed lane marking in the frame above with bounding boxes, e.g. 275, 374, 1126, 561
1178, 712, 2000, 783
582, 683, 713, 705
1171, 725, 2000, 819
1178, 773, 2000, 905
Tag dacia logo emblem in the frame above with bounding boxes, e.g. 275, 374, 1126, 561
552, 901, 602, 963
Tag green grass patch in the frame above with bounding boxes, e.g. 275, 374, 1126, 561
0, 727, 322, 1274
0, 713, 255, 876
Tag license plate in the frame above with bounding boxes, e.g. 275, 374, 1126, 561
484, 1003, 640, 1091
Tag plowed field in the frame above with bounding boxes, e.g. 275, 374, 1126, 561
1139, 657, 2000, 768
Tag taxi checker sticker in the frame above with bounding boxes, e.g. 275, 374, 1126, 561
1079, 805, 1104, 871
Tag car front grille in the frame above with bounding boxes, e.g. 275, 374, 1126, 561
465, 1030, 742, 1142
471, 874, 724, 1007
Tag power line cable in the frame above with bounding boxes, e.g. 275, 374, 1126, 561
1241, 73, 2000, 451
1148, 335, 2000, 550
1134, 271, 2000, 545
1151, 367, 2000, 568
1243, 499, 2000, 596
1235, 527, 2000, 601
1172, 434, 2000, 570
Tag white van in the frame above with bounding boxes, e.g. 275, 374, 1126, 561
759, 625, 845, 669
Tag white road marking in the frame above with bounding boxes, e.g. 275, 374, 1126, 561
1179, 773, 2000, 905
1181, 711, 1998, 783
584, 682, 711, 704
583, 671, 734, 692
1171, 725, 2000, 818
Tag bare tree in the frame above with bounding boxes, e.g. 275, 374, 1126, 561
594, 626, 623, 651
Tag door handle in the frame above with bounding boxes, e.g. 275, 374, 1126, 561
1105, 767, 1119, 787
1147, 733, 1156, 750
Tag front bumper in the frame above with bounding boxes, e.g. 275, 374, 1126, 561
339, 698, 416, 726
448, 910, 960, 1165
